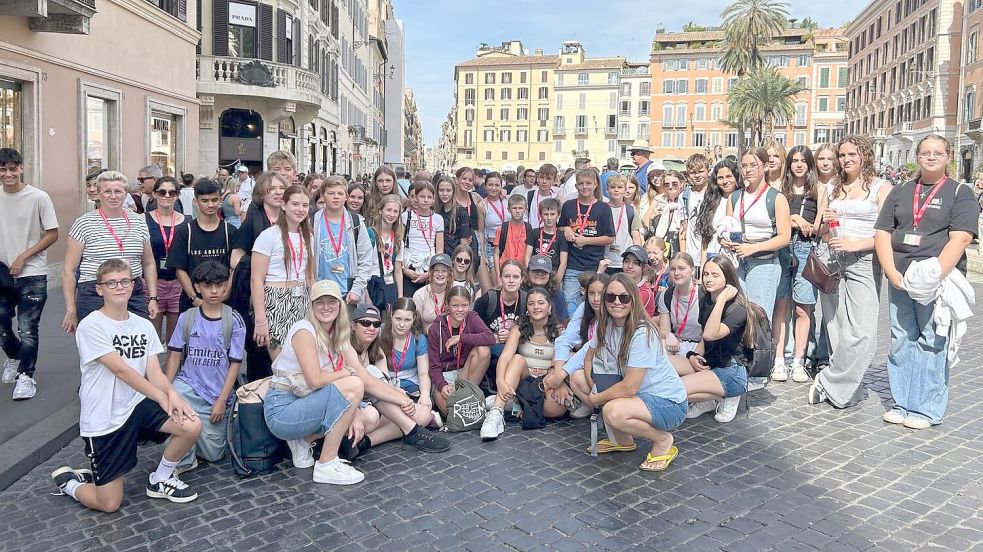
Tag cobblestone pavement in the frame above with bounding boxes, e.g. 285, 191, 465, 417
2, 296, 983, 552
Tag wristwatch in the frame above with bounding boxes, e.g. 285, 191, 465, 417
148, 296, 158, 301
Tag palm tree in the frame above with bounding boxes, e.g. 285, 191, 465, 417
727, 66, 806, 147
718, 0, 790, 75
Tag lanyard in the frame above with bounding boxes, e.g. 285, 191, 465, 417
575, 200, 595, 233
391, 333, 412, 380
326, 350, 343, 372
447, 315, 467, 368
912, 176, 946, 231
653, 264, 667, 287
614, 205, 626, 236
538, 228, 557, 255
587, 319, 596, 343
415, 210, 434, 251
322, 211, 345, 258
431, 286, 444, 315
532, 190, 550, 227
153, 211, 176, 254
738, 184, 769, 220
286, 234, 304, 279
489, 198, 506, 223
499, 292, 517, 330
673, 284, 697, 337
98, 209, 131, 253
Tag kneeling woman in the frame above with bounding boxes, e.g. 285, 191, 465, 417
428, 286, 496, 415
481, 288, 564, 440
670, 256, 754, 424
263, 281, 366, 485
584, 274, 688, 471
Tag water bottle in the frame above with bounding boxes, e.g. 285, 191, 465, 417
827, 218, 841, 263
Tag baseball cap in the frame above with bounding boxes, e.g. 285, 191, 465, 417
528, 255, 553, 273
236, 165, 248, 173
622, 245, 649, 264
429, 254, 452, 269
351, 303, 381, 322
310, 280, 343, 302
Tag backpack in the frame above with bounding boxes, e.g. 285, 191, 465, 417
737, 302, 776, 379
179, 305, 235, 368
442, 378, 485, 432
226, 377, 286, 476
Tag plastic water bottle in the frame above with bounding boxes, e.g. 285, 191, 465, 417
827, 218, 841, 263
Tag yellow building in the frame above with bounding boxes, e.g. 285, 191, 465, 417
454, 41, 557, 169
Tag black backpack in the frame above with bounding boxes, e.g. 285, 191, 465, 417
226, 377, 286, 476
737, 302, 775, 379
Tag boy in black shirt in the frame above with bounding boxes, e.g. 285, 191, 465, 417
524, 197, 568, 282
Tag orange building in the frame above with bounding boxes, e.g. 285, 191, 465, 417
960, 0, 983, 181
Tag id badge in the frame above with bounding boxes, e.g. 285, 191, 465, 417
902, 233, 922, 246
610, 245, 621, 253
331, 264, 345, 274
159, 257, 167, 270
291, 286, 302, 298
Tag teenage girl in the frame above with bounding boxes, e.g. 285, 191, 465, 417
657, 253, 702, 356
397, 181, 444, 298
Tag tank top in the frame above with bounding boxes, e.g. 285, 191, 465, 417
788, 193, 818, 239
827, 178, 887, 239
737, 185, 774, 241
518, 338, 555, 373
483, 196, 507, 241
458, 192, 480, 234
222, 193, 241, 228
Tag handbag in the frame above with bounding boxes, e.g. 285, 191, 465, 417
802, 246, 840, 294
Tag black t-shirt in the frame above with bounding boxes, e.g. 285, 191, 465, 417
234, 207, 272, 253
473, 289, 526, 334
697, 295, 747, 369
526, 227, 569, 271
559, 199, 615, 271
440, 208, 472, 255
874, 178, 980, 273
146, 212, 179, 280
167, 219, 239, 275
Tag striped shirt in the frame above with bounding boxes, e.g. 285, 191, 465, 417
69, 210, 151, 283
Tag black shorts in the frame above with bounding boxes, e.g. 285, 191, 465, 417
82, 397, 170, 486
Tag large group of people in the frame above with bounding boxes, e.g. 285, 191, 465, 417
0, 133, 976, 513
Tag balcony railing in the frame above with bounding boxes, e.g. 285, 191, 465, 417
574, 127, 587, 135
553, 127, 566, 135
197, 56, 322, 105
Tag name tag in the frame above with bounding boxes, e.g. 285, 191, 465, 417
902, 233, 922, 246
291, 286, 302, 298
160, 257, 167, 270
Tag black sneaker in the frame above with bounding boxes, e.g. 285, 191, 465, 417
51, 466, 87, 495
402, 426, 451, 453
146, 475, 198, 503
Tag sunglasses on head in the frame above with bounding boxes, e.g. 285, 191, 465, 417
454, 257, 471, 265
605, 292, 632, 304
156, 189, 178, 197
356, 320, 382, 329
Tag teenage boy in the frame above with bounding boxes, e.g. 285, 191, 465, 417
524, 197, 568, 283
0, 148, 59, 400
494, 195, 532, 269
267, 150, 299, 185
526, 164, 559, 229
598, 174, 643, 274
313, 177, 375, 304
164, 260, 246, 472
678, 153, 711, 266
559, 170, 615, 317
167, 179, 239, 312
53, 259, 202, 512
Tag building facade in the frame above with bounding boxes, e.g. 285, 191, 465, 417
403, 89, 424, 171
844, 0, 962, 170
959, 0, 983, 181
382, 17, 404, 166
432, 106, 457, 172
811, 29, 850, 146
617, 62, 653, 160
0, 0, 199, 281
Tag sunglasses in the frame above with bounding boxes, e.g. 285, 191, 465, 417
156, 189, 179, 197
605, 292, 632, 304
355, 320, 382, 329
137, 176, 156, 183
454, 257, 471, 265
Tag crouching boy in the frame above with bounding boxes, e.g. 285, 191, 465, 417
53, 259, 202, 512
164, 260, 246, 472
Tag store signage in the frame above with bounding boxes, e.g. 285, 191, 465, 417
229, 2, 256, 27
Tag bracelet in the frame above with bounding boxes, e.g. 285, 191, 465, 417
148, 296, 158, 301
685, 350, 699, 359
255, 321, 269, 327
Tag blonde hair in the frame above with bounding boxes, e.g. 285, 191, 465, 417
305, 294, 351, 357
266, 150, 297, 170
96, 171, 128, 190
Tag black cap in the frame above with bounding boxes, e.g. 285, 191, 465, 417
528, 255, 553, 273
622, 245, 649, 264
429, 254, 452, 269
351, 303, 381, 322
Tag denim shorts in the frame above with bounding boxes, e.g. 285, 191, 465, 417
637, 393, 687, 432
711, 362, 747, 398
776, 252, 793, 300
263, 385, 351, 441
398, 378, 420, 396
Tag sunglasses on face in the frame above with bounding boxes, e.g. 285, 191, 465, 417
156, 189, 178, 197
137, 177, 156, 183
356, 320, 382, 329
454, 257, 471, 265
605, 292, 632, 304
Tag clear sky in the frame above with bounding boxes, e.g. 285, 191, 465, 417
393, 0, 861, 147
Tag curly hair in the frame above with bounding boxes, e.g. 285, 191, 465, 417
517, 287, 560, 343
832, 135, 876, 200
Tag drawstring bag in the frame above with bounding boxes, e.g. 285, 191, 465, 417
442, 379, 485, 432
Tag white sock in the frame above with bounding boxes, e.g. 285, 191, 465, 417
793, 357, 803, 366
64, 479, 82, 500
316, 458, 339, 468
149, 457, 180, 484
774, 358, 785, 367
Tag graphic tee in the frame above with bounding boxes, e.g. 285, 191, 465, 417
559, 199, 615, 271
168, 309, 247, 405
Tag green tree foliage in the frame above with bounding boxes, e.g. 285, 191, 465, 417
718, 0, 790, 75
727, 66, 806, 147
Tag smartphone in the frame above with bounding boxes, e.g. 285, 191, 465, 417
729, 231, 744, 243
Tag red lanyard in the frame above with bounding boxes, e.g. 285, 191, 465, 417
153, 211, 176, 254
532, 190, 550, 226
505, 223, 526, 259
391, 334, 412, 379
538, 228, 558, 255
673, 284, 697, 337
414, 210, 434, 250
326, 350, 343, 372
587, 320, 596, 342
653, 264, 667, 287
447, 315, 467, 368
98, 209, 131, 253
738, 184, 769, 220
912, 176, 946, 231
614, 205, 626, 236
286, 234, 304, 279
499, 292, 517, 330
322, 211, 345, 258
489, 198, 506, 222
431, 287, 444, 315
575, 200, 595, 232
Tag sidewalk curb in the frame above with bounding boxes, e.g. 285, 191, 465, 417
0, 401, 79, 492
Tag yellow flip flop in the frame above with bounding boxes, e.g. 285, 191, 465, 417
586, 438, 637, 454
639, 446, 678, 472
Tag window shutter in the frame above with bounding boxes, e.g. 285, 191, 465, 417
177, 0, 187, 21
276, 9, 288, 62
293, 18, 301, 66
258, 3, 273, 61
212, 0, 228, 56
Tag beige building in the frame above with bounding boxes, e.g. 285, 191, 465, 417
845, 0, 962, 169
403, 88, 424, 171
0, 0, 199, 281
959, 0, 983, 181
454, 41, 557, 170
617, 62, 653, 159
432, 106, 457, 172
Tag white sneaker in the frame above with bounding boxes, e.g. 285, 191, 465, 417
1, 359, 18, 384
313, 458, 365, 485
480, 408, 505, 441
12, 374, 36, 401
790, 361, 810, 383
747, 377, 768, 392
771, 362, 789, 382
286, 438, 315, 469
714, 396, 741, 423
686, 400, 716, 419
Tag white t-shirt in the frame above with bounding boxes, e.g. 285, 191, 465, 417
238, 177, 255, 212
483, 197, 508, 242
253, 227, 309, 281
0, 184, 59, 278
76, 310, 164, 437
683, 189, 706, 260
398, 210, 444, 271
556, 175, 579, 204
526, 187, 558, 228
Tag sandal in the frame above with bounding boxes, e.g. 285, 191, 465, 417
639, 446, 678, 472
586, 438, 637, 454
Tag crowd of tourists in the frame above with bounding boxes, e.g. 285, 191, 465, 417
0, 132, 976, 513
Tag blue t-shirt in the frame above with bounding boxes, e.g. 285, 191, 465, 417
168, 309, 247, 405
316, 219, 351, 292
390, 333, 427, 386
588, 323, 686, 403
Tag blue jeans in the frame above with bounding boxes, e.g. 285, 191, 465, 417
0, 275, 47, 377
635, 394, 687, 432
886, 286, 948, 424
738, 255, 781, 323
172, 378, 229, 468
562, 269, 584, 318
